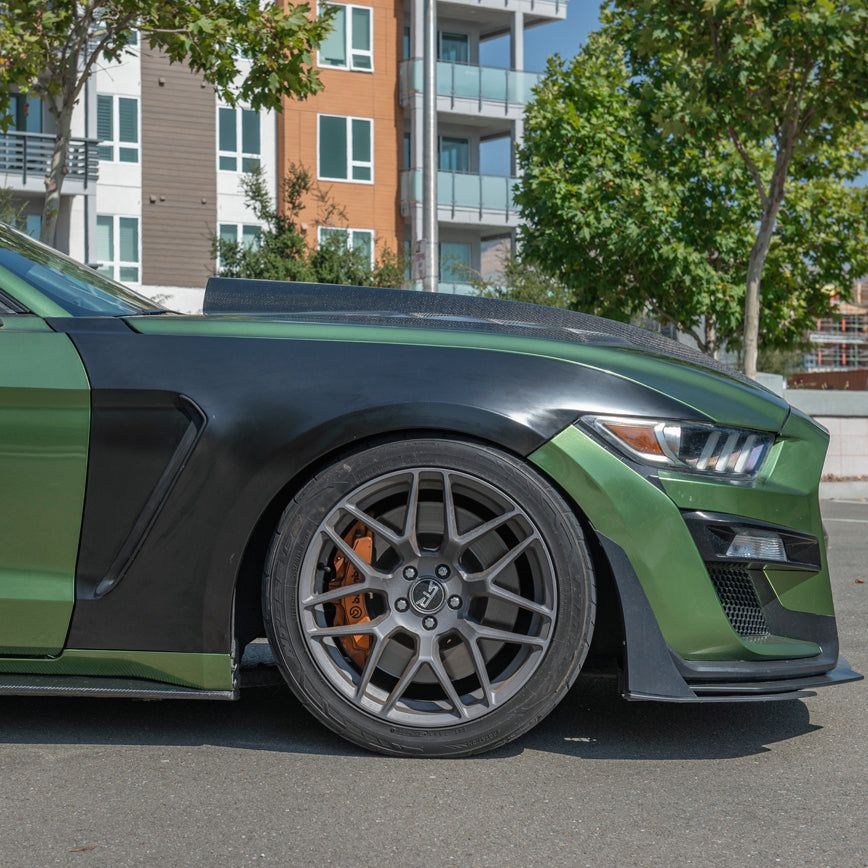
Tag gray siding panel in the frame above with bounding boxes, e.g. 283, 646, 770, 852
141, 48, 216, 288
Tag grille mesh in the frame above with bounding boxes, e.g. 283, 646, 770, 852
707, 564, 771, 640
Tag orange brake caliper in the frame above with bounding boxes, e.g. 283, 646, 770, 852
328, 521, 374, 668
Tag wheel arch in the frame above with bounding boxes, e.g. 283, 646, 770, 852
231, 414, 553, 652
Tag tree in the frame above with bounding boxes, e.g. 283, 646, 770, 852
471, 254, 574, 309
516, 34, 867, 359
0, 1, 332, 246
212, 165, 405, 287
605, 0, 868, 374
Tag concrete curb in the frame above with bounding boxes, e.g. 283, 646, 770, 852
820, 480, 868, 500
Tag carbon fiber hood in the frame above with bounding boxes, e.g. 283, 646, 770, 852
204, 277, 752, 386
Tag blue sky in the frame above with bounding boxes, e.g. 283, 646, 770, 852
525, 1, 602, 70
480, 1, 602, 71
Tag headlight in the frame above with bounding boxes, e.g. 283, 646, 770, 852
583, 415, 774, 478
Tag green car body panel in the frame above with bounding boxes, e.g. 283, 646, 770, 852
0, 316, 90, 655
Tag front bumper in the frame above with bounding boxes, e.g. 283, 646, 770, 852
529, 413, 863, 703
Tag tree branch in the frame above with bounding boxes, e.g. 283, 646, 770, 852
728, 127, 768, 207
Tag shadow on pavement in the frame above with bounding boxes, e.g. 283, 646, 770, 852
0, 673, 819, 761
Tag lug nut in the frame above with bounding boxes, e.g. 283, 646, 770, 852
447, 595, 462, 610
422, 616, 437, 630
402, 566, 418, 580
395, 598, 409, 612
435, 564, 451, 579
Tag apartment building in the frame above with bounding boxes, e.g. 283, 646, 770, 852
282, 0, 567, 291
1, 39, 277, 312
804, 278, 868, 373
2, 0, 565, 302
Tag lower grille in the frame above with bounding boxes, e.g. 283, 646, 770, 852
707, 563, 771, 641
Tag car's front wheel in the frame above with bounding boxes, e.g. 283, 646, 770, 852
263, 437, 595, 757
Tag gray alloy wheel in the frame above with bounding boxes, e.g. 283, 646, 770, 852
264, 438, 595, 757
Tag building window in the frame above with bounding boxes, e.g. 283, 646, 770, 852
95, 215, 140, 283
439, 32, 469, 63
440, 241, 472, 284
403, 132, 411, 170
439, 137, 469, 172
403, 25, 411, 60
96, 95, 139, 163
6, 94, 42, 133
318, 115, 373, 183
219, 223, 262, 248
319, 3, 373, 71
319, 226, 374, 264
218, 106, 260, 172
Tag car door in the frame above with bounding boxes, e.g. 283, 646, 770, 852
0, 308, 90, 656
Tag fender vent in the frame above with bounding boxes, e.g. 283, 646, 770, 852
707, 564, 771, 641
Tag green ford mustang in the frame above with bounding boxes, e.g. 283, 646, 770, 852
0, 223, 860, 757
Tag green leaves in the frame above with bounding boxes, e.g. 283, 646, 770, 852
0, 0, 332, 126
515, 28, 867, 357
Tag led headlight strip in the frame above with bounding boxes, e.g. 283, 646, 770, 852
583, 416, 774, 479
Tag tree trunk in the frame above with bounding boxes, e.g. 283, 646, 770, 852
704, 317, 718, 360
742, 205, 780, 378
40, 100, 74, 247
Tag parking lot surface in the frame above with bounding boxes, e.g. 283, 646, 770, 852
0, 500, 865, 866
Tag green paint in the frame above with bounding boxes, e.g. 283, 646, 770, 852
660, 409, 834, 619
0, 649, 234, 690
0, 325, 90, 655
131, 315, 790, 433
530, 425, 820, 661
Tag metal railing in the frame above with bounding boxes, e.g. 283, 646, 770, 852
401, 60, 542, 108
0, 131, 99, 185
402, 170, 518, 219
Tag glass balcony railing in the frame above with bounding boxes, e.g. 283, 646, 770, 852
400, 60, 542, 107
401, 170, 518, 219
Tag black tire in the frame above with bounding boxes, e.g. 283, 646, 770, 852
263, 437, 595, 757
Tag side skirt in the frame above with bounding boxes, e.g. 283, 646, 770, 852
0, 673, 236, 700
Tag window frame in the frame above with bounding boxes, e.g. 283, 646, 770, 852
95, 214, 141, 285
216, 104, 262, 174
318, 2, 374, 72
318, 225, 375, 266
317, 114, 374, 184
96, 94, 140, 164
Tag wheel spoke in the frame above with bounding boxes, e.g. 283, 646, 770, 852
403, 471, 422, 557
463, 534, 539, 585
457, 624, 495, 707
354, 631, 392, 701
381, 653, 423, 716
456, 508, 519, 548
484, 584, 554, 619
308, 614, 386, 639
430, 651, 470, 719
301, 579, 376, 609
441, 471, 459, 545
464, 620, 547, 649
341, 503, 403, 548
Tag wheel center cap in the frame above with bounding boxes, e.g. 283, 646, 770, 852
408, 577, 446, 615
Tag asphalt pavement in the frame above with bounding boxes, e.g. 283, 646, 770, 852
0, 501, 865, 867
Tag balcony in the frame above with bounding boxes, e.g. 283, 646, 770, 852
401, 169, 519, 228
400, 60, 542, 119
0, 131, 99, 195
438, 0, 568, 26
